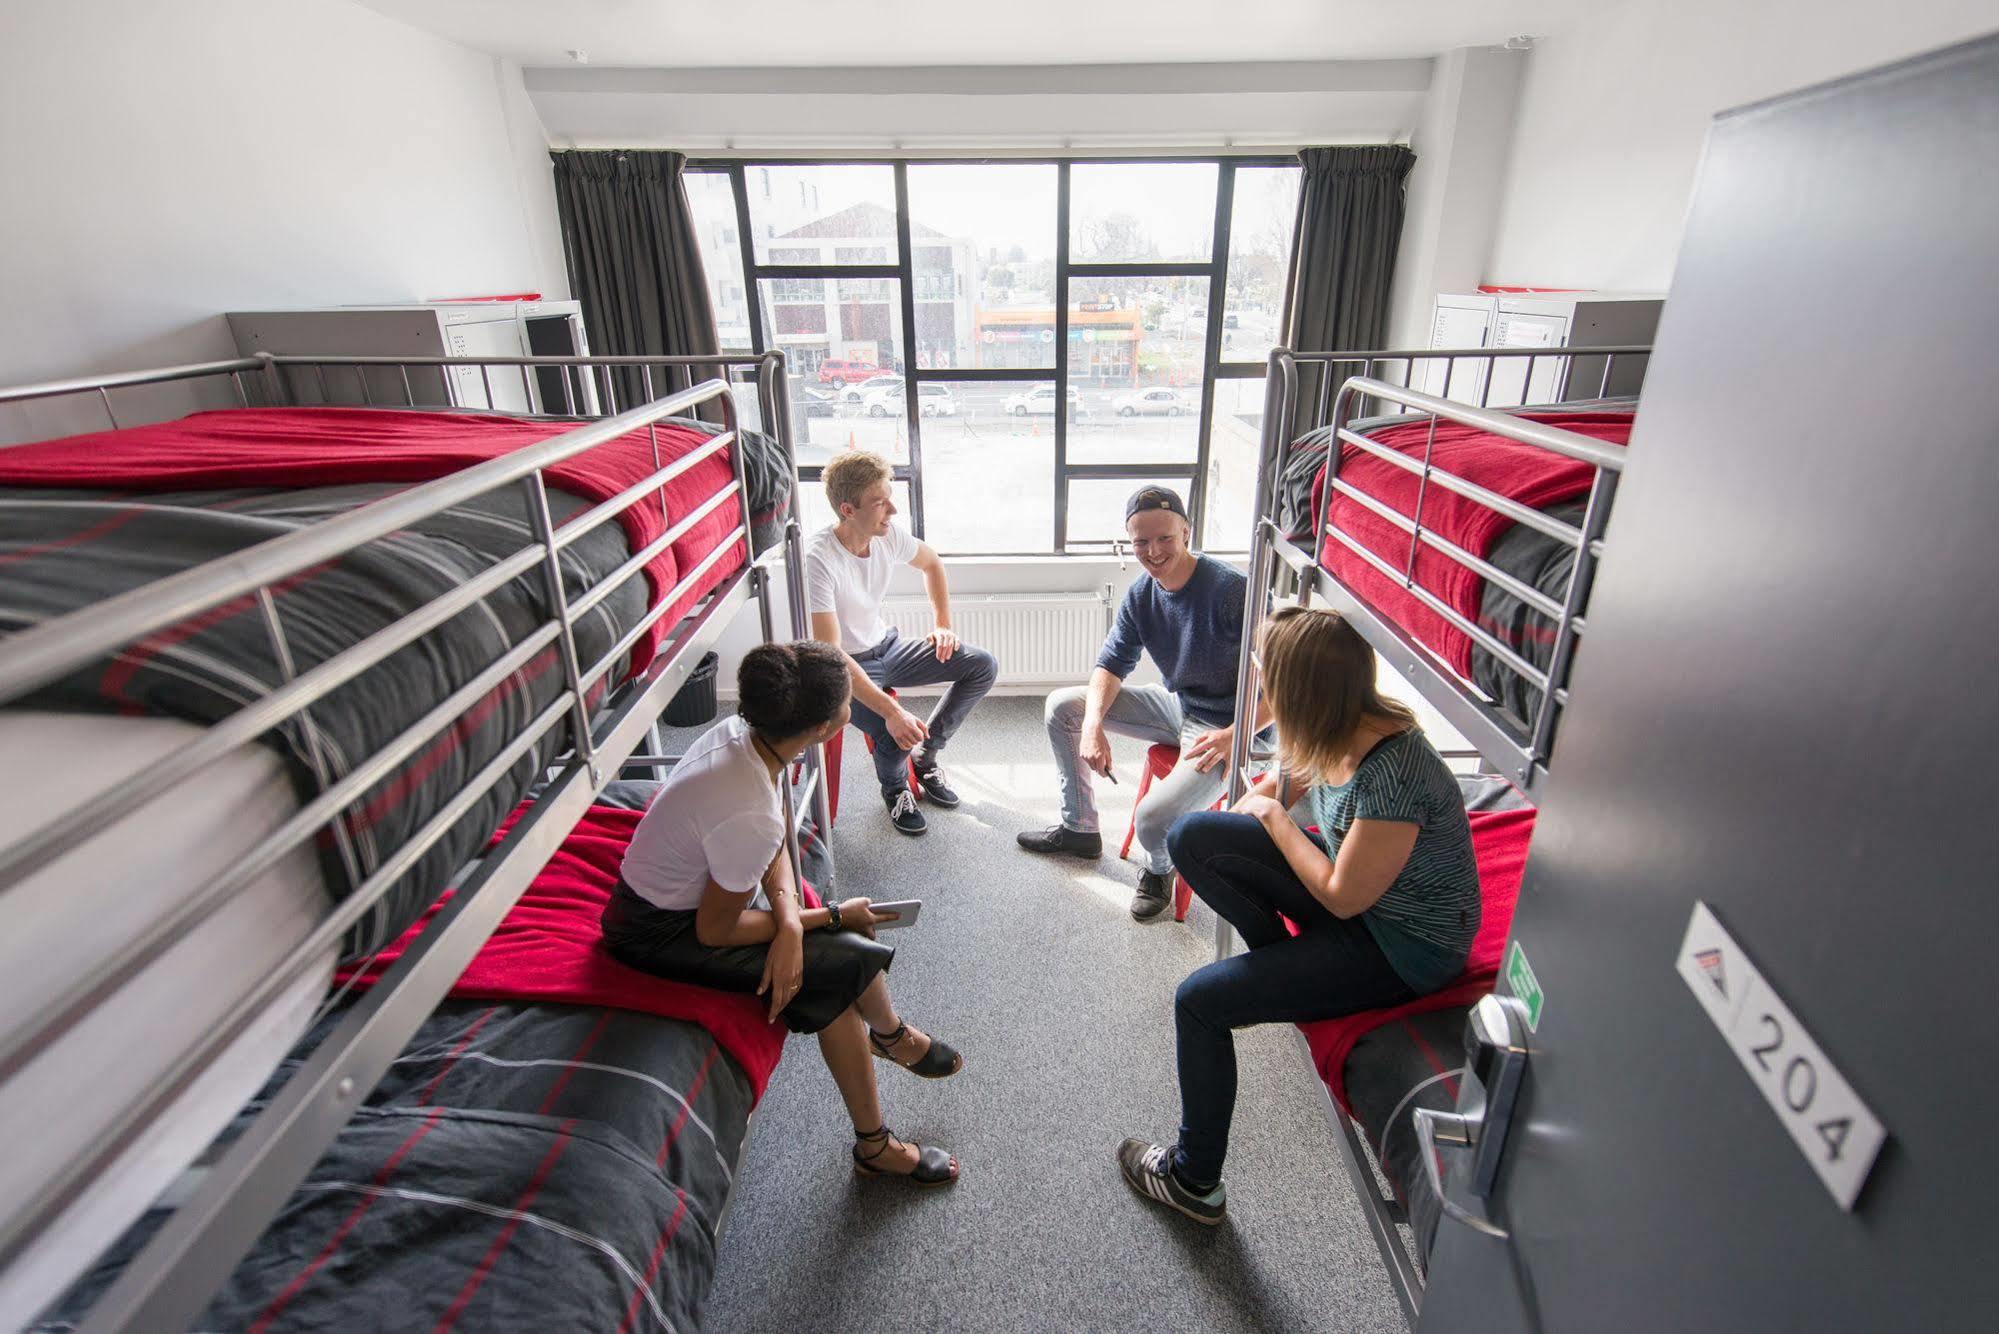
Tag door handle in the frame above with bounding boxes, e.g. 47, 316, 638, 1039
1412, 992, 1533, 1240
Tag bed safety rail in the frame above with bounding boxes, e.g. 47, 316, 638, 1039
0, 351, 820, 1332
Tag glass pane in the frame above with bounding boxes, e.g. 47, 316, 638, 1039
684, 171, 753, 352
1221, 166, 1301, 366
1069, 163, 1218, 264
1202, 376, 1271, 552
1066, 476, 1190, 549
919, 380, 1055, 553
1065, 275, 1210, 464
761, 276, 910, 467
907, 164, 1058, 370
799, 477, 914, 537
745, 165, 899, 265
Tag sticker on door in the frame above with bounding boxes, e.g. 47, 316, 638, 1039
1675, 902, 1886, 1210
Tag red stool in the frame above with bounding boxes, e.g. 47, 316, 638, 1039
824, 687, 919, 824
1119, 742, 1199, 923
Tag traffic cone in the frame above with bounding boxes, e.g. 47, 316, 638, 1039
847, 429, 857, 448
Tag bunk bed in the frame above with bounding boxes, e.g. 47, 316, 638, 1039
0, 352, 829, 1332
1222, 344, 1649, 1327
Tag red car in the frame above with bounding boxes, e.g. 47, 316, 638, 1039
817, 358, 881, 386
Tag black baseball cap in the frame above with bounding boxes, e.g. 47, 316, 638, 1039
1124, 485, 1189, 523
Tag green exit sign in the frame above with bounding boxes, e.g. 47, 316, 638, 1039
1504, 940, 1544, 1032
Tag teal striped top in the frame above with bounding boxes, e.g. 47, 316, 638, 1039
1307, 729, 1481, 993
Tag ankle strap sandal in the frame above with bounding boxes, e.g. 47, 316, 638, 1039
852, 1126, 958, 1186
868, 1022, 964, 1079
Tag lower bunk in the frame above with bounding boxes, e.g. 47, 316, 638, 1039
32, 786, 795, 1334
1293, 785, 1536, 1321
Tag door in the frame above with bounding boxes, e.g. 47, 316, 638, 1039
1419, 36, 1999, 1333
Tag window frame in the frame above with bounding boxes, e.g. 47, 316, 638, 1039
689, 155, 1299, 554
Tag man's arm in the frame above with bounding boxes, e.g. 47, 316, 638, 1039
909, 542, 958, 662
1078, 666, 1124, 777
810, 609, 930, 750
1184, 693, 1275, 773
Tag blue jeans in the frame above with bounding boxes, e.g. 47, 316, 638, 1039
847, 628, 999, 793
1166, 810, 1416, 1186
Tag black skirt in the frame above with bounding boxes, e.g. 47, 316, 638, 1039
600, 880, 894, 1034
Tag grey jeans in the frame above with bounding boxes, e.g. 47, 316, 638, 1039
849, 628, 1000, 793
1044, 683, 1240, 877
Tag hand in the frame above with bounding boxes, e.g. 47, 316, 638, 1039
1185, 725, 1234, 773
836, 896, 894, 938
887, 706, 930, 752
1079, 724, 1114, 778
1232, 793, 1287, 827
758, 923, 805, 1022
928, 627, 959, 662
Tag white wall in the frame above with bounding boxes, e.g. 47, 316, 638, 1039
527, 61, 1430, 154
0, 0, 566, 439
1485, 0, 1996, 290
1386, 46, 1528, 350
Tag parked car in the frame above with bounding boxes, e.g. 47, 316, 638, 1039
1003, 384, 1084, 417
798, 385, 839, 418
817, 358, 880, 386
865, 382, 959, 417
846, 373, 902, 403
1112, 387, 1189, 417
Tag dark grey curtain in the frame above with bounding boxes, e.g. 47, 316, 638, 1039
550, 150, 720, 413
1279, 145, 1417, 432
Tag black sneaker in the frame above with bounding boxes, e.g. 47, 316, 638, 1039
1131, 871, 1173, 922
910, 755, 961, 809
886, 788, 927, 836
1015, 825, 1103, 859
1116, 1138, 1226, 1225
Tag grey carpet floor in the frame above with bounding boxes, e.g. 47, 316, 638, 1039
695, 695, 1404, 1334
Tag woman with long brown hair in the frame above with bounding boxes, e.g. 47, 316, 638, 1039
1117, 606, 1479, 1223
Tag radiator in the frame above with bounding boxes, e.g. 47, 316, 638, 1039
879, 591, 1113, 687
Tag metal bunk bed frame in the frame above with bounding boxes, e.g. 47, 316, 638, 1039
1219, 344, 1650, 1328
0, 350, 826, 1332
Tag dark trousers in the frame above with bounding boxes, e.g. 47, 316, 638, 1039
1165, 811, 1416, 1185
847, 628, 999, 793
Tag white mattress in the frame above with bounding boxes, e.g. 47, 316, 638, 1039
0, 711, 333, 1328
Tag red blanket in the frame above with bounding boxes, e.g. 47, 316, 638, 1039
1310, 412, 1631, 676
337, 804, 805, 1101
1297, 806, 1537, 1112
0, 408, 747, 671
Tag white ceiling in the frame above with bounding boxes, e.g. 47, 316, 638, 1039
356, 0, 1592, 68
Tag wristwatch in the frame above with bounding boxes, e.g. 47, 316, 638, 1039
825, 899, 844, 932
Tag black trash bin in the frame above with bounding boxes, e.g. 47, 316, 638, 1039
662, 651, 721, 728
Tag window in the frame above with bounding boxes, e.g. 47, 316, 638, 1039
918, 379, 1056, 553
1202, 377, 1271, 552
700, 157, 1301, 552
907, 164, 1058, 370
746, 165, 899, 266
685, 171, 752, 352
1221, 166, 1302, 367
1066, 477, 1190, 547
1070, 163, 1218, 264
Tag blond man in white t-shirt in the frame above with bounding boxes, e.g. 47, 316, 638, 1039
804, 451, 998, 837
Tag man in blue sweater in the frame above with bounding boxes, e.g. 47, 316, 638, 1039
1018, 485, 1265, 922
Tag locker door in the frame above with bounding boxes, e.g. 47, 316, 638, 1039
1418, 36, 1999, 1333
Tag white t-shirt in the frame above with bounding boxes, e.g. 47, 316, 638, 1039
619, 716, 786, 910
804, 522, 920, 653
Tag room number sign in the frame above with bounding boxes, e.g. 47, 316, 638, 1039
1675, 902, 1885, 1210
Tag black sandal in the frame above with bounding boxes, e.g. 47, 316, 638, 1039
869, 1022, 964, 1079
852, 1126, 958, 1186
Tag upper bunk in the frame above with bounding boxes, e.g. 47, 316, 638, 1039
0, 351, 824, 1331
1228, 343, 1653, 800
